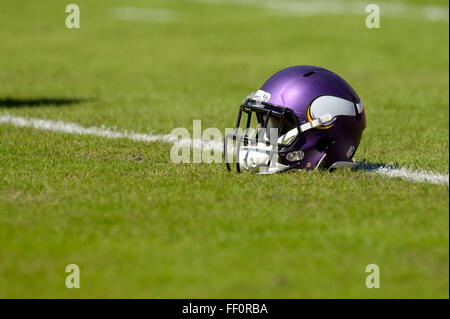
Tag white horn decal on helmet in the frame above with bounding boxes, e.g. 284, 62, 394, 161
308, 95, 362, 127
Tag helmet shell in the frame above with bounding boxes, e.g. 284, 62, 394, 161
259, 65, 366, 169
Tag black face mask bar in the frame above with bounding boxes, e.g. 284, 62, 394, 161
224, 98, 302, 173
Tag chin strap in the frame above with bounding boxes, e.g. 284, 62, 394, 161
277, 114, 333, 144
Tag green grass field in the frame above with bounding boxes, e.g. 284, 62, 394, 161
0, 0, 448, 298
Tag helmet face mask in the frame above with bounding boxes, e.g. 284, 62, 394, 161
224, 66, 366, 174
224, 92, 307, 174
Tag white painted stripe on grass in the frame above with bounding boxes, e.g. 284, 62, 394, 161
0, 114, 221, 152
372, 166, 449, 186
112, 7, 175, 22
0, 114, 448, 185
191, 0, 449, 22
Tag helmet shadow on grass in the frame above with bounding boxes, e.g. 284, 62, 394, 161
0, 97, 93, 108
352, 160, 398, 172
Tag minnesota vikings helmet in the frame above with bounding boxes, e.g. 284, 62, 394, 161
224, 65, 366, 174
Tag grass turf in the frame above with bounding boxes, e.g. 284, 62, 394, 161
0, 0, 448, 298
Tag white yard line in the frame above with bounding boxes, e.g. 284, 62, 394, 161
190, 0, 449, 22
0, 114, 221, 151
0, 114, 448, 185
112, 7, 175, 22
372, 166, 449, 186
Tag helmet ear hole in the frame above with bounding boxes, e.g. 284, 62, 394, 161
315, 137, 335, 152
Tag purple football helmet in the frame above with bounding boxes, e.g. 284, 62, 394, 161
224, 65, 366, 174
